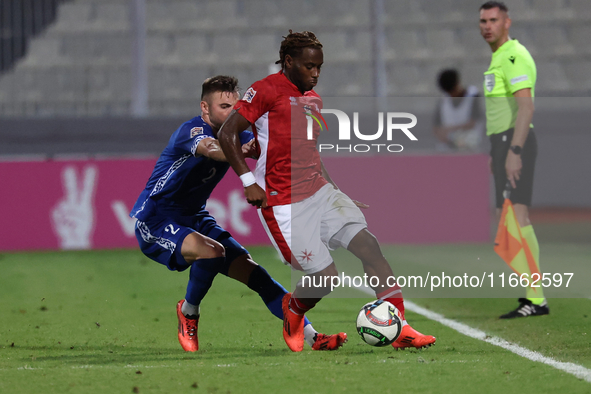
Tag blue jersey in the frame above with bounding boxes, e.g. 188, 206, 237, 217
130, 116, 253, 221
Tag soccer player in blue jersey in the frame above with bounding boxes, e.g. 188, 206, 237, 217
130, 75, 345, 352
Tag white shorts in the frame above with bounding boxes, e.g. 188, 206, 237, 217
258, 183, 367, 274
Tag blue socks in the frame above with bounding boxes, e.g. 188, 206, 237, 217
184, 257, 223, 308
247, 265, 311, 326
185, 260, 311, 327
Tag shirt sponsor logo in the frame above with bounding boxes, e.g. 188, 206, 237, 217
510, 75, 529, 85
270, 191, 278, 196
485, 74, 495, 92
190, 127, 203, 137
243, 87, 257, 103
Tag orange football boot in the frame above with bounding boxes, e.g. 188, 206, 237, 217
311, 332, 348, 350
391, 324, 436, 350
176, 300, 199, 352
281, 293, 305, 352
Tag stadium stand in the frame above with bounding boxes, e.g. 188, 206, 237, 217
0, 0, 589, 117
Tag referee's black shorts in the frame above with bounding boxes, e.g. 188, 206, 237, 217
490, 128, 537, 209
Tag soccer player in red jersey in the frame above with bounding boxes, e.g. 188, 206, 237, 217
219, 31, 436, 352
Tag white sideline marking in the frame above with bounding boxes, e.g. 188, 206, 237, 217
358, 286, 591, 383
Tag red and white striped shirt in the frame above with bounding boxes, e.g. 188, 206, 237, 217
235, 71, 327, 206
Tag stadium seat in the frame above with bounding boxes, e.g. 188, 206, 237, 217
563, 61, 591, 92
383, 0, 427, 24
420, 0, 465, 23
529, 26, 574, 56
17, 35, 63, 67
503, 0, 535, 21
52, 2, 93, 32
529, 0, 574, 21
317, 63, 373, 96
536, 62, 570, 93
174, 35, 212, 65
243, 33, 278, 64
88, 66, 132, 101
424, 29, 465, 59
568, 25, 591, 55
53, 67, 87, 101
211, 34, 244, 63
243, 0, 286, 27
317, 0, 372, 27
212, 65, 259, 91
201, 0, 248, 29
91, 2, 130, 31
460, 63, 489, 91
60, 33, 131, 66
457, 26, 492, 60
386, 30, 429, 60
147, 1, 202, 31
570, 0, 591, 21
1, 0, 587, 117
387, 63, 430, 95
319, 31, 361, 62
455, 0, 482, 20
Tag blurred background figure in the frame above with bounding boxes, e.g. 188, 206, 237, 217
433, 69, 484, 152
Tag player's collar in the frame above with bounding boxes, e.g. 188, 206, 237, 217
493, 38, 516, 56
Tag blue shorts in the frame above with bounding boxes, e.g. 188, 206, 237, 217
135, 211, 248, 272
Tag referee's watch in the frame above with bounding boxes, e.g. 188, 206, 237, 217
510, 145, 522, 155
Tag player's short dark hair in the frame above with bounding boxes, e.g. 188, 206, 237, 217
276, 30, 323, 68
438, 69, 459, 93
480, 1, 509, 13
201, 75, 239, 101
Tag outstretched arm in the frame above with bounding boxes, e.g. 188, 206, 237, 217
219, 110, 267, 208
195, 137, 257, 162
195, 138, 227, 161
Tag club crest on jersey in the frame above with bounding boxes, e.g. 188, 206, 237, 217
243, 87, 257, 103
190, 127, 203, 137
485, 74, 495, 92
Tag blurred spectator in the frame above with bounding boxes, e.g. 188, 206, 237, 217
433, 69, 484, 152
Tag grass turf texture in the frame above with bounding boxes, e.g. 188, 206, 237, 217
1, 245, 590, 394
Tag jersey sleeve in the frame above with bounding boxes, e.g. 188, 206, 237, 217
234, 80, 277, 124
175, 123, 216, 156
501, 53, 535, 95
239, 130, 254, 144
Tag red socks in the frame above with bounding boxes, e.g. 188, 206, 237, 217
376, 285, 405, 319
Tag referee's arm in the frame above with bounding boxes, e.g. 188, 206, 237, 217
506, 88, 535, 188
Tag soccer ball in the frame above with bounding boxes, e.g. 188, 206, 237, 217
356, 300, 403, 347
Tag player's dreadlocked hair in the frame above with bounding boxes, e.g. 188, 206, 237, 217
201, 75, 239, 101
276, 30, 323, 68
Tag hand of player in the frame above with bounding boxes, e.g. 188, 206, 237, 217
505, 151, 522, 189
244, 183, 267, 208
241, 139, 258, 159
352, 200, 369, 209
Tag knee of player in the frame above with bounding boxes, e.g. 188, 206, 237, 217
206, 241, 225, 259
351, 229, 382, 256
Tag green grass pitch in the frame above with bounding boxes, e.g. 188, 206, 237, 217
1, 243, 590, 394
